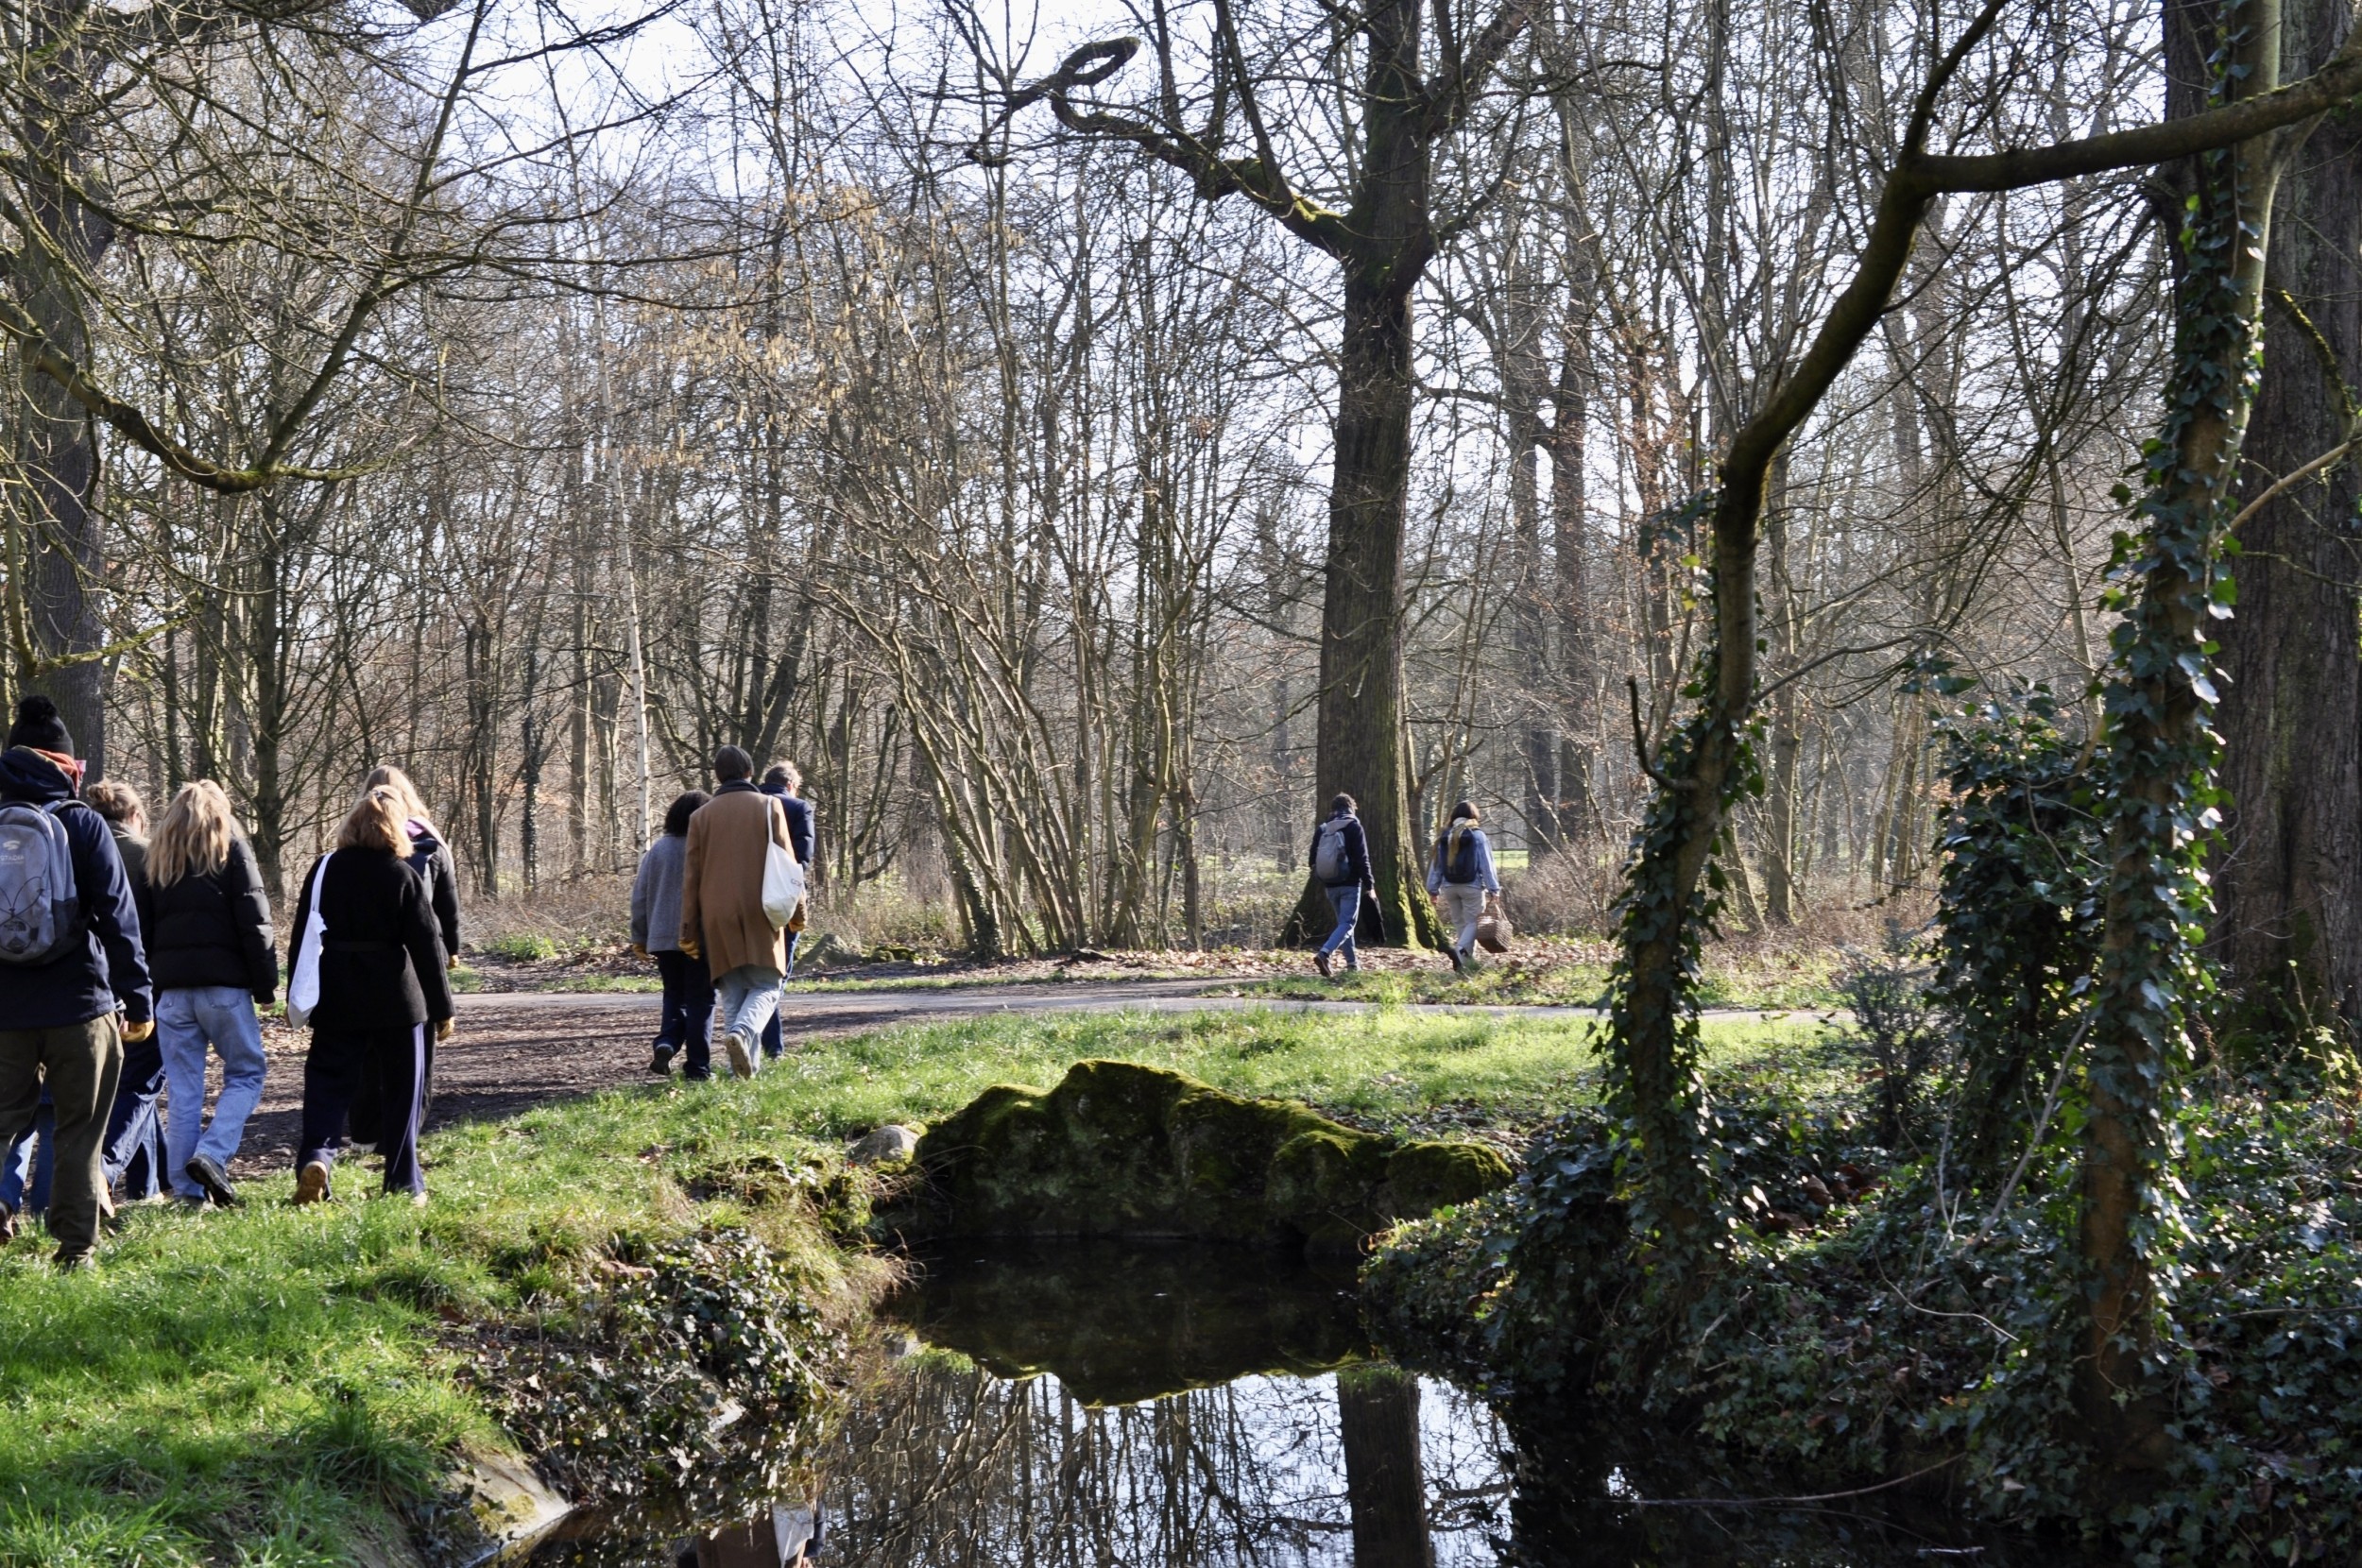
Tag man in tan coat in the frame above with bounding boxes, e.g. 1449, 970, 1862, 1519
679, 745, 795, 1079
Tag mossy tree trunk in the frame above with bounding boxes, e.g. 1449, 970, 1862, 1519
2079, 0, 2305, 1472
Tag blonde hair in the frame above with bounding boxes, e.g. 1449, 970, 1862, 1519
84, 780, 146, 833
361, 764, 433, 832
337, 787, 409, 855
150, 780, 240, 887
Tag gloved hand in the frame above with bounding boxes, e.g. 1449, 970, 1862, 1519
448, 955, 460, 971
679, 937, 700, 961
122, 1017, 154, 1044
631, 943, 649, 961
435, 1017, 454, 1042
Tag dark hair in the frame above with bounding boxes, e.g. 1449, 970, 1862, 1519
1450, 799, 1479, 824
713, 745, 753, 782
663, 790, 710, 838
762, 761, 802, 793
7, 693, 72, 754
1329, 793, 1357, 815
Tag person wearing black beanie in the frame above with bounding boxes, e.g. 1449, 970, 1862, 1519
0, 692, 153, 1268
5, 694, 74, 757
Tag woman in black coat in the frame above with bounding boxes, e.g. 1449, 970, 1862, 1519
290, 787, 454, 1204
145, 780, 278, 1208
348, 764, 460, 1146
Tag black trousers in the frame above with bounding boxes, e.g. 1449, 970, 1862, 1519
298, 1025, 426, 1196
656, 947, 715, 1079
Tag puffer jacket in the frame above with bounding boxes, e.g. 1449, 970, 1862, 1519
145, 836, 277, 1000
402, 821, 463, 959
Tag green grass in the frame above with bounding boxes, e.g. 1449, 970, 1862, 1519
1242, 946, 1845, 1013
0, 1004, 1811, 1561
476, 932, 563, 963
746, 1005, 1818, 1145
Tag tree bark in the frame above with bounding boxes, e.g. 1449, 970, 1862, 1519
1283, 267, 1429, 943
2080, 0, 2292, 1471
11, 45, 116, 775
2211, 0, 2362, 1025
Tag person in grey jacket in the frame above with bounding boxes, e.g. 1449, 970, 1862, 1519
1426, 799, 1502, 973
631, 791, 713, 1079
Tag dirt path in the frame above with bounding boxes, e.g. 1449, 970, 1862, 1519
221, 981, 1799, 1184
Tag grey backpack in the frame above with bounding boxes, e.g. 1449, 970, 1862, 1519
0, 800, 77, 964
1313, 818, 1352, 885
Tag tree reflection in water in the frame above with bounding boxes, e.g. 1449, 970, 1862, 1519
821, 1354, 1510, 1566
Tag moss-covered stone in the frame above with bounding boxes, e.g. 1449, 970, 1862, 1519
903, 1060, 1513, 1255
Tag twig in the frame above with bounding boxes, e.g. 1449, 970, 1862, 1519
1976, 1012, 2094, 1238
1628, 676, 1700, 793
2225, 437, 2354, 537
1631, 1453, 1963, 1508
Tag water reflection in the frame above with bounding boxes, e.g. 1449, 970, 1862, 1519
823, 1355, 1504, 1566
534, 1239, 2088, 1566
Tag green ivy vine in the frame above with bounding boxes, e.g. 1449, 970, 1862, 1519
1536, 490, 1761, 1266
2080, 0, 2269, 1423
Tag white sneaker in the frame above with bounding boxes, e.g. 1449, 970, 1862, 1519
723, 1030, 753, 1080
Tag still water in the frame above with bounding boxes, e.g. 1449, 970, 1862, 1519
539, 1238, 2083, 1567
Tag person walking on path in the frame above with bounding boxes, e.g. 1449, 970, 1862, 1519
84, 780, 168, 1203
0, 696, 153, 1268
145, 781, 276, 1209
1308, 793, 1377, 978
758, 761, 815, 1061
1426, 800, 1503, 975
680, 746, 795, 1080
631, 790, 715, 1080
351, 765, 460, 1143
289, 787, 454, 1205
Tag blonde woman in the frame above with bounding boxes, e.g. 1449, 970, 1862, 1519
360, 765, 461, 960
289, 788, 454, 1204
145, 781, 278, 1207
352, 764, 460, 1144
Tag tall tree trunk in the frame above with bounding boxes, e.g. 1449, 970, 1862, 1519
2080, 0, 2291, 1472
1549, 333, 1594, 840
12, 78, 116, 774
1284, 283, 1444, 946
2211, 0, 2362, 1025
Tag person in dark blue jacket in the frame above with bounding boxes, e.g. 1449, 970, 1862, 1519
759, 761, 815, 1061
1307, 793, 1377, 977
0, 696, 154, 1268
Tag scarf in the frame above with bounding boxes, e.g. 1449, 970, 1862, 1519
29, 747, 84, 793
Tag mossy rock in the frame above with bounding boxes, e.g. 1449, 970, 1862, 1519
905, 1060, 1513, 1256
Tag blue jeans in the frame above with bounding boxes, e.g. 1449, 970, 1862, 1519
1319, 885, 1361, 967
715, 965, 782, 1072
157, 987, 267, 1201
0, 1095, 53, 1215
655, 947, 715, 1079
759, 934, 800, 1059
101, 1029, 169, 1200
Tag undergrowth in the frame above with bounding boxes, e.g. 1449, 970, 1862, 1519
1367, 1048, 2362, 1564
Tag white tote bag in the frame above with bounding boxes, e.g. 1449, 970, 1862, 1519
286, 855, 332, 1028
761, 803, 806, 929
